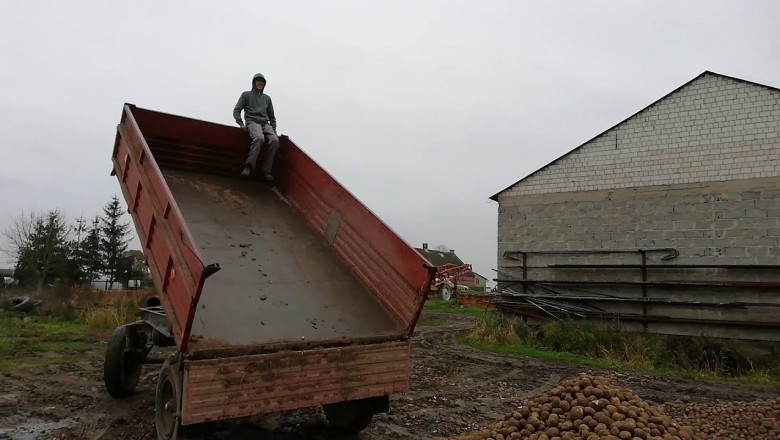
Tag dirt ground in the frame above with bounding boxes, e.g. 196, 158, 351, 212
1, 311, 779, 440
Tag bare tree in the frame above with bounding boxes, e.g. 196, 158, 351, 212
2, 210, 71, 290
434, 244, 450, 252
1, 211, 37, 261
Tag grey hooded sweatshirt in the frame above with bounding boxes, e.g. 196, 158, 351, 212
233, 73, 276, 130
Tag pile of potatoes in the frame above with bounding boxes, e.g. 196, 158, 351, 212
665, 399, 779, 439
451, 373, 701, 440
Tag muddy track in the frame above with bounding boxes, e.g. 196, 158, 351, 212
1, 311, 779, 439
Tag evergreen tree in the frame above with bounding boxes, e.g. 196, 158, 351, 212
65, 215, 89, 285
100, 196, 130, 289
118, 249, 151, 288
80, 216, 103, 283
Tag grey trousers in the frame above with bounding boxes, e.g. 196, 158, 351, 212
246, 122, 280, 173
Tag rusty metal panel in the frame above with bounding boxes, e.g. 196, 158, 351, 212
130, 106, 247, 177
111, 105, 214, 350
165, 170, 404, 352
112, 104, 434, 353
274, 139, 436, 334
180, 341, 409, 426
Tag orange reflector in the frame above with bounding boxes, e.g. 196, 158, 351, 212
170, 268, 176, 281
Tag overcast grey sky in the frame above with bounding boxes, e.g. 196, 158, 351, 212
1, 1, 779, 282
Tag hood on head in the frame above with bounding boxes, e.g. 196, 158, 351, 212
252, 73, 267, 90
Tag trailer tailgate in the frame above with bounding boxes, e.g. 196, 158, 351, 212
180, 341, 409, 425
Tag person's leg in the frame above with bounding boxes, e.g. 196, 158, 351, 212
258, 124, 280, 176
244, 122, 266, 172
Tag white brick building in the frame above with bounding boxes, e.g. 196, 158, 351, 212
490, 71, 780, 340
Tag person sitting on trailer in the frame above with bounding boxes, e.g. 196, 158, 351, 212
233, 72, 279, 182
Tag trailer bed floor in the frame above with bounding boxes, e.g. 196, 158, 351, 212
162, 170, 402, 351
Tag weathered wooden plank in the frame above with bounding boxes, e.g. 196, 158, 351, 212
183, 381, 406, 425
181, 342, 410, 425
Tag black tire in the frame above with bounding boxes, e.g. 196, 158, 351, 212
11, 296, 31, 312
104, 325, 142, 398
156, 362, 184, 440
439, 285, 452, 301
324, 401, 374, 434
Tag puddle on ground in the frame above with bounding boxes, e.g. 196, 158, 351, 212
0, 417, 76, 440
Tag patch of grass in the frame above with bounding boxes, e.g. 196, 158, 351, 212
460, 333, 614, 369
460, 332, 780, 385
81, 300, 138, 329
418, 317, 445, 326
0, 312, 109, 372
0, 355, 91, 372
461, 314, 780, 384
0, 297, 12, 312
423, 299, 486, 316
51, 301, 80, 321
540, 319, 667, 370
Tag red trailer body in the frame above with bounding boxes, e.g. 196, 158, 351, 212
109, 104, 434, 431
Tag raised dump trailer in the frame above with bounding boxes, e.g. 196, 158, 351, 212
105, 104, 435, 439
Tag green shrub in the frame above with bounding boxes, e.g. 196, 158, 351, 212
513, 318, 537, 347
540, 319, 598, 354
59, 301, 79, 321
540, 319, 665, 369
44, 300, 81, 321
468, 312, 536, 347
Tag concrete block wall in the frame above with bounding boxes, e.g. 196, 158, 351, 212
498, 180, 780, 270
496, 180, 780, 340
501, 73, 780, 197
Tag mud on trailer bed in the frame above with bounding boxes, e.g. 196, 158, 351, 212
105, 104, 435, 439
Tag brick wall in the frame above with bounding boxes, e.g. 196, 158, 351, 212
499, 73, 780, 198
459, 274, 488, 290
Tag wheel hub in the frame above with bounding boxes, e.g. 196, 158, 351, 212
159, 379, 176, 436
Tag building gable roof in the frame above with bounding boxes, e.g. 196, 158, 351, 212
414, 248, 465, 267
471, 272, 488, 282
489, 71, 780, 201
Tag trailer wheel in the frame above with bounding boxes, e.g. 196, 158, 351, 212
104, 325, 142, 398
156, 362, 185, 440
324, 401, 374, 433
439, 285, 452, 301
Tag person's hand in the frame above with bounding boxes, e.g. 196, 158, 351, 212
239, 124, 247, 132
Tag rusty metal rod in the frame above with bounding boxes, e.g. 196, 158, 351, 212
496, 293, 764, 307
495, 278, 780, 288
504, 248, 679, 260
548, 264, 780, 269
494, 303, 780, 328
